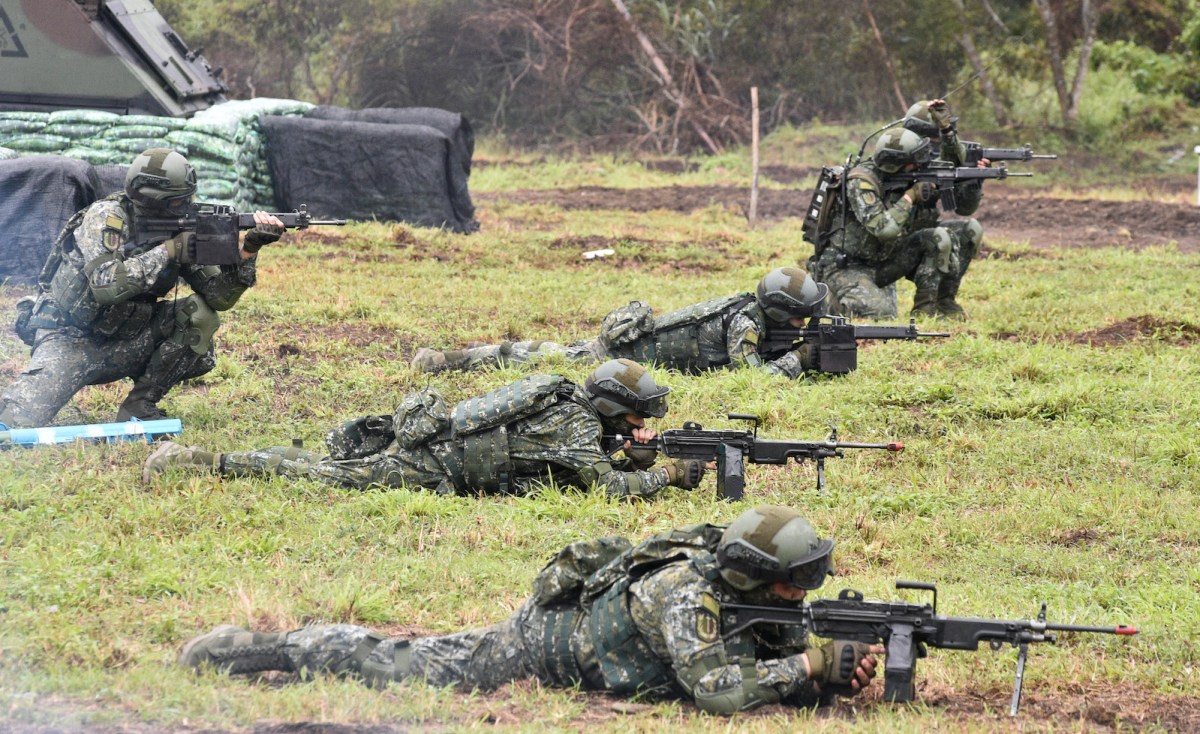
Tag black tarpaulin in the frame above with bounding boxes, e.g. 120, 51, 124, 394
0, 156, 103, 284
264, 109, 477, 233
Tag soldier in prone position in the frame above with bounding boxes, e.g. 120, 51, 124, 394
144, 359, 708, 500
0, 148, 286, 427
179, 505, 882, 715
411, 267, 829, 379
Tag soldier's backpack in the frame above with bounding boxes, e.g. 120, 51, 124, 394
801, 165, 844, 254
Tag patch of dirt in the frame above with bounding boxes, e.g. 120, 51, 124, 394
1051, 527, 1102, 546
1068, 315, 1200, 347
476, 186, 1200, 252
541, 233, 758, 274
977, 243, 1056, 261
918, 683, 1200, 733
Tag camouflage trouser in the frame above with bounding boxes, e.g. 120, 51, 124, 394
0, 300, 214, 427
219, 444, 450, 492
280, 599, 589, 690
819, 219, 982, 320
448, 339, 607, 372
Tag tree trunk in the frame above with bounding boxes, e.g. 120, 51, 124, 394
862, 0, 908, 111
1033, 0, 1072, 125
951, 0, 1008, 126
1066, 0, 1099, 123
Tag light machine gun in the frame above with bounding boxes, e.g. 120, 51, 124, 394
603, 414, 902, 500
134, 203, 347, 265
760, 315, 949, 374
722, 580, 1138, 716
881, 160, 1032, 213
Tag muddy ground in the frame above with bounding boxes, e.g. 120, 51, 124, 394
5, 682, 1198, 733
476, 177, 1200, 252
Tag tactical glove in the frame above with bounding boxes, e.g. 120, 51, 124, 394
805, 640, 875, 686
663, 458, 706, 489
623, 445, 658, 471
906, 181, 937, 205
243, 221, 285, 253
928, 101, 954, 132
162, 232, 194, 264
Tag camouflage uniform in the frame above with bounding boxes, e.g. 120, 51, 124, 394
419, 294, 809, 379
189, 524, 828, 714
216, 376, 674, 499
0, 195, 256, 427
808, 131, 983, 320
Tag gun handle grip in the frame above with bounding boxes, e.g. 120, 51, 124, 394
883, 623, 918, 703
717, 443, 744, 501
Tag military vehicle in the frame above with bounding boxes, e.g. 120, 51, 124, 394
0, 0, 226, 116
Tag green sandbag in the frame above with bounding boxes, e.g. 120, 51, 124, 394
197, 179, 238, 200
0, 119, 46, 135
43, 123, 107, 139
120, 114, 188, 130
3, 134, 70, 152
0, 111, 50, 123
48, 109, 119, 125
104, 124, 172, 140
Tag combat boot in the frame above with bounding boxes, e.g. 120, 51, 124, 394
410, 348, 448, 373
936, 278, 968, 320
910, 288, 939, 319
142, 441, 219, 484
179, 625, 292, 674
116, 379, 169, 422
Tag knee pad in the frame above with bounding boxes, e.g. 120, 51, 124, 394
918, 227, 957, 275
170, 295, 221, 355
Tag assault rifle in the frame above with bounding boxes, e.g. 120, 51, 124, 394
134, 203, 347, 265
603, 414, 902, 500
760, 316, 949, 374
0, 418, 182, 447
881, 160, 1032, 212
722, 580, 1138, 716
964, 142, 1057, 168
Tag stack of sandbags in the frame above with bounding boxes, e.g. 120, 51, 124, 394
0, 98, 312, 209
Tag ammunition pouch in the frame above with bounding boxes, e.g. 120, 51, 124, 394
392, 386, 450, 450
598, 301, 654, 351
326, 414, 395, 460
460, 425, 513, 494
13, 296, 36, 346
536, 608, 586, 688
531, 536, 633, 607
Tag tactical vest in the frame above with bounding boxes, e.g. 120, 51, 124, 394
615, 294, 756, 373
33, 194, 166, 337
577, 524, 756, 696
448, 374, 581, 494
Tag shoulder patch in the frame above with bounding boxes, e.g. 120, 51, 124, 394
696, 592, 721, 643
742, 329, 759, 346
861, 190, 879, 206
105, 214, 124, 231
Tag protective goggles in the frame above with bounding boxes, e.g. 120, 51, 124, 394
717, 537, 835, 590
761, 283, 828, 323
591, 378, 670, 418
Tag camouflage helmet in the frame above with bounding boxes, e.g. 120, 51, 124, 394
873, 128, 932, 174
716, 505, 835, 591
756, 266, 828, 322
584, 358, 669, 419
125, 148, 196, 213
902, 100, 942, 139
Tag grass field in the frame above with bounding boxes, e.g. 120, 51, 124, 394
1, 127, 1198, 733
